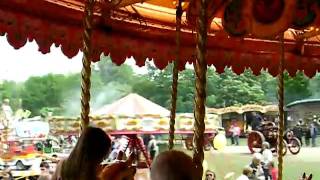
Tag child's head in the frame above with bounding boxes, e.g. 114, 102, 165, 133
252, 153, 262, 165
40, 161, 50, 173
262, 142, 270, 150
242, 166, 253, 176
205, 170, 216, 180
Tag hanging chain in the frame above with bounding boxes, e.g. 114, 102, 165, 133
80, 0, 94, 129
168, 0, 183, 150
193, 0, 208, 178
277, 34, 285, 180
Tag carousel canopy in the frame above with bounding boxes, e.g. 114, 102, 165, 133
92, 93, 170, 116
1, 0, 320, 77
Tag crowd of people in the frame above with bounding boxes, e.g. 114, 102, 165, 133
234, 142, 277, 180
1, 119, 315, 180
292, 120, 318, 147
35, 126, 278, 180
228, 111, 319, 148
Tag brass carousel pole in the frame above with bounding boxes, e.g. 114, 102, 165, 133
193, 0, 208, 178
168, 0, 182, 150
277, 34, 285, 180
80, 0, 94, 129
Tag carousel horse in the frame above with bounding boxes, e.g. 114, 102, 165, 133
300, 172, 313, 180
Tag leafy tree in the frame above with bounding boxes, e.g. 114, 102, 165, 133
309, 74, 320, 99
132, 63, 172, 109
257, 71, 277, 103
1, 57, 318, 116
284, 72, 312, 104
21, 74, 65, 115
98, 55, 135, 85
214, 68, 266, 107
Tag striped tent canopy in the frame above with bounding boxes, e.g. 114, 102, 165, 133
92, 93, 170, 116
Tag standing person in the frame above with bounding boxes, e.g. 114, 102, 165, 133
229, 124, 235, 145
269, 161, 278, 180
229, 122, 241, 146
236, 166, 253, 180
251, 112, 262, 131
293, 122, 304, 145
248, 153, 264, 180
148, 135, 158, 160
261, 142, 273, 180
108, 137, 121, 162
305, 123, 311, 147
234, 123, 241, 145
311, 120, 318, 147
142, 134, 151, 147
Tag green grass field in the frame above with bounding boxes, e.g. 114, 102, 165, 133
202, 150, 319, 179
158, 137, 320, 179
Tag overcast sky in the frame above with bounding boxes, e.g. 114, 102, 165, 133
0, 36, 146, 82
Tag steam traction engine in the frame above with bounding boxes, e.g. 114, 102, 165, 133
247, 122, 301, 155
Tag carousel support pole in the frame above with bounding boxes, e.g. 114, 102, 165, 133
80, 0, 94, 129
168, 0, 182, 150
277, 34, 285, 180
193, 0, 208, 178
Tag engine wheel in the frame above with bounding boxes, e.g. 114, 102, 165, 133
288, 137, 301, 155
248, 131, 265, 154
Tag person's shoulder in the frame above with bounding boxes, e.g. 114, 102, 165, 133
266, 149, 272, 153
236, 175, 249, 180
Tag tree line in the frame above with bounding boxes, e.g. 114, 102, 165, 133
0, 55, 319, 117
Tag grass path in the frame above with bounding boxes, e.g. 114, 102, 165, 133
158, 140, 320, 180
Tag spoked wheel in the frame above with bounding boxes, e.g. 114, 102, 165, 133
185, 137, 193, 150
288, 137, 301, 155
248, 131, 265, 154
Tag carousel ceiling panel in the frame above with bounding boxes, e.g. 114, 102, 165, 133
1, 0, 320, 77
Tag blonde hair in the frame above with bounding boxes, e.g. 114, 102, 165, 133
243, 166, 253, 175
